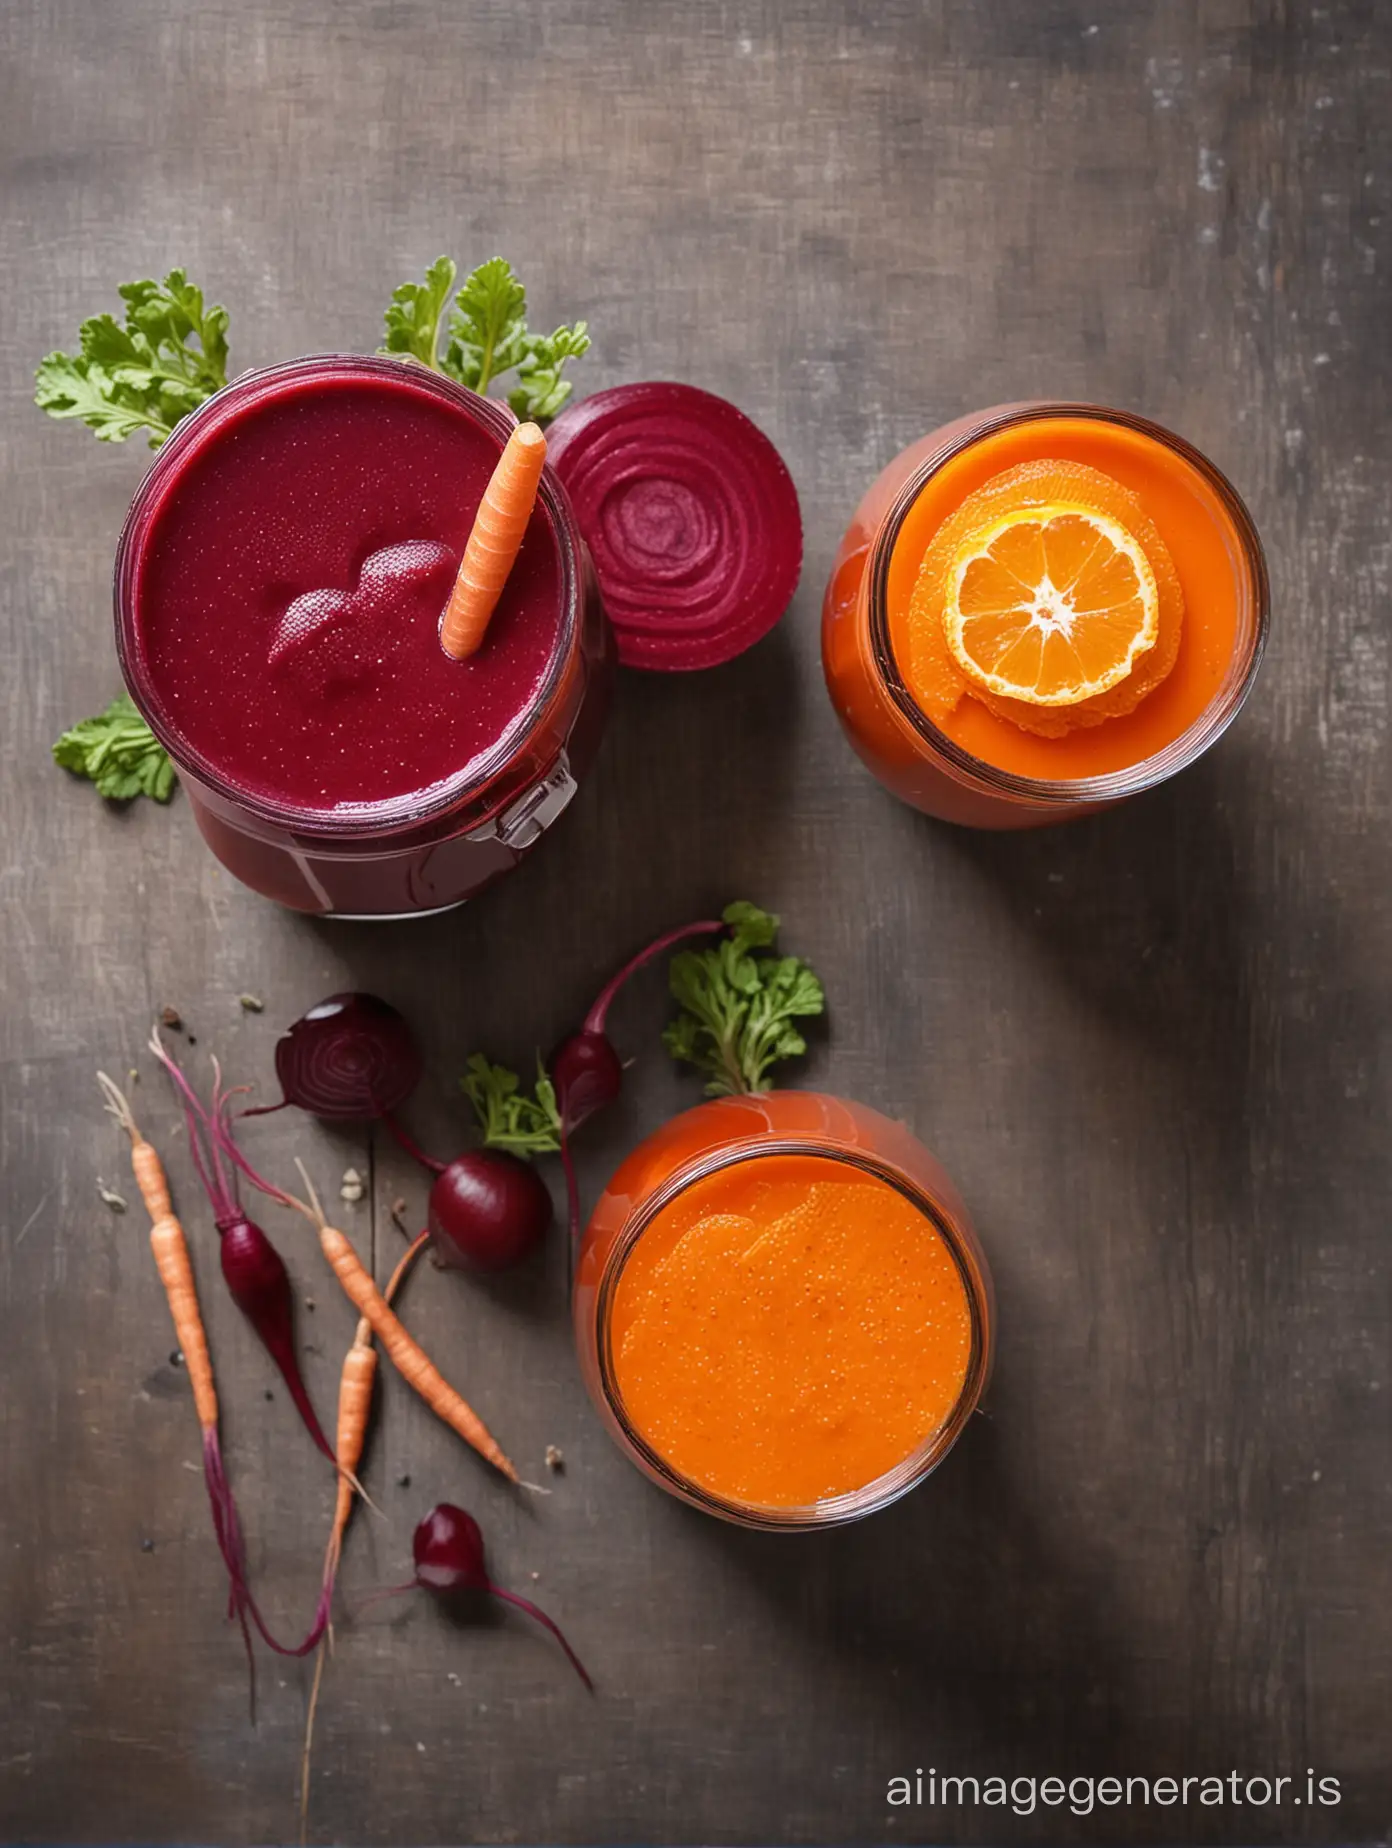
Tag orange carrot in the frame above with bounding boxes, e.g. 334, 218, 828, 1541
322, 1222, 517, 1479
293, 1163, 516, 1479
100, 1073, 331, 1696
99, 1074, 219, 1431
439, 421, 547, 660
300, 1229, 428, 1842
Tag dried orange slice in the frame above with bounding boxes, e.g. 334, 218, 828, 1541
944, 501, 1159, 706
903, 459, 1185, 739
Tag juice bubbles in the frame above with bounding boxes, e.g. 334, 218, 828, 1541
822, 404, 1268, 828
116, 356, 611, 914
574, 1093, 993, 1527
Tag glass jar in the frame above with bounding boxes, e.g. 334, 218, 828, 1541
822, 402, 1269, 828
115, 356, 613, 916
573, 1091, 994, 1530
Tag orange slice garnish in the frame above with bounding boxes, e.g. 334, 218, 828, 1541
944, 501, 1159, 706
904, 460, 1186, 739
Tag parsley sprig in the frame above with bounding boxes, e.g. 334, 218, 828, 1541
53, 694, 176, 802
664, 902, 825, 1096
461, 1053, 563, 1158
35, 270, 229, 449
382, 256, 590, 423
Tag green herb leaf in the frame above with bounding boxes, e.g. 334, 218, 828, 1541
383, 256, 590, 425
35, 269, 229, 449
663, 902, 824, 1096
53, 694, 176, 802
507, 322, 592, 423
381, 255, 457, 369
460, 1053, 562, 1157
441, 257, 530, 396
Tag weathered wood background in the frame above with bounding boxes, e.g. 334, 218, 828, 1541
1, 3, 1388, 1843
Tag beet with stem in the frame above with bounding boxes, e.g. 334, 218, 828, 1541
150, 1033, 335, 1464
371, 1503, 592, 1690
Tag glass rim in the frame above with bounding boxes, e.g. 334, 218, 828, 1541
593, 1136, 993, 1532
112, 353, 584, 839
866, 401, 1272, 806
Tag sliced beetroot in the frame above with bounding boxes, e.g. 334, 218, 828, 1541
271, 993, 423, 1121
545, 382, 802, 671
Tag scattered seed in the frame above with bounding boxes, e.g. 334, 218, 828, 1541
544, 1444, 565, 1473
187, 1035, 197, 1046
140, 1538, 156, 1553
397, 1473, 412, 1489
128, 1067, 140, 1084
305, 1297, 316, 1311
530, 1570, 539, 1581
160, 1006, 183, 1031
340, 1167, 365, 1204
238, 993, 265, 1013
391, 1196, 408, 1221
169, 1349, 184, 1368
97, 1179, 128, 1214
446, 1671, 461, 1686
415, 1742, 426, 1755
264, 1389, 274, 1402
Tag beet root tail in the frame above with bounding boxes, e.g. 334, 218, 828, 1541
488, 1583, 594, 1691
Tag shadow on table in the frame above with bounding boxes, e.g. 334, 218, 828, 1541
694, 1410, 1188, 1778
924, 744, 1268, 1069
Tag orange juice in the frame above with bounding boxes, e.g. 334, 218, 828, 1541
823, 403, 1268, 827
574, 1092, 993, 1528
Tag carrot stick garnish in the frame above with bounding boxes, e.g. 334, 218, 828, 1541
294, 1164, 518, 1481
439, 421, 547, 660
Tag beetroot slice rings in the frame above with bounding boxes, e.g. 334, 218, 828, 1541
545, 382, 802, 671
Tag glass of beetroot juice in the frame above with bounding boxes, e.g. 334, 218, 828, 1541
573, 1091, 994, 1530
115, 355, 611, 915
822, 403, 1269, 829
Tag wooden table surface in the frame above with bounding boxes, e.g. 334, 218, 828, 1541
2, 3, 1388, 1844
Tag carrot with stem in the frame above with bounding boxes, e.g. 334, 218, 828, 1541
300, 1226, 428, 1841
290, 1162, 519, 1481
96, 1075, 330, 1712
439, 420, 547, 660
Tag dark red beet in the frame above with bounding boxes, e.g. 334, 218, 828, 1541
427, 1151, 553, 1273
217, 1215, 335, 1461
548, 1031, 623, 1135
548, 918, 726, 1255
546, 382, 803, 670
267, 993, 423, 1121
150, 1036, 335, 1464
550, 917, 723, 1133
411, 1504, 592, 1690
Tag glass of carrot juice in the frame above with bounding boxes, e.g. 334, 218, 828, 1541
573, 1091, 994, 1529
822, 403, 1269, 828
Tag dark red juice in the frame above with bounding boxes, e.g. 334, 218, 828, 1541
116, 357, 611, 915
133, 370, 560, 812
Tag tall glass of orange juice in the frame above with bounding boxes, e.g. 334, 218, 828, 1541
573, 1092, 994, 1529
822, 404, 1269, 827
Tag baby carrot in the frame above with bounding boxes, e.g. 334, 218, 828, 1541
100, 1073, 331, 1698
439, 421, 547, 660
98, 1073, 259, 1697
295, 1165, 518, 1482
300, 1230, 428, 1841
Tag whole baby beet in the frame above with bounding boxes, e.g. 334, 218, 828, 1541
427, 1151, 553, 1273
410, 1503, 592, 1690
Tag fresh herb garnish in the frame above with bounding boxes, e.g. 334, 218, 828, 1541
664, 901, 825, 1096
53, 694, 176, 802
460, 1053, 563, 1157
382, 256, 591, 423
35, 270, 229, 448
